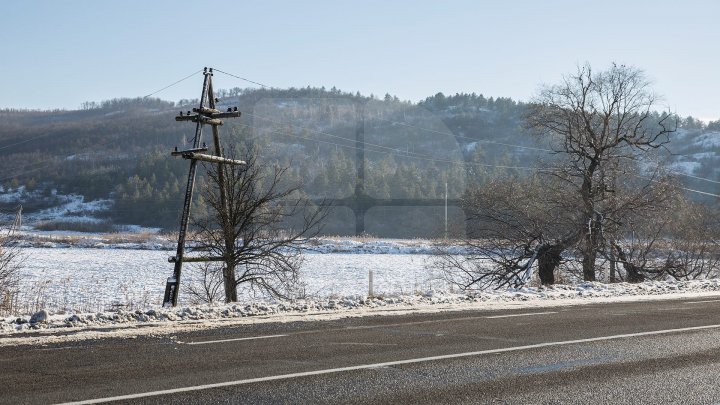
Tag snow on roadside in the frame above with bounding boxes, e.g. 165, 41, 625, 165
3, 279, 720, 345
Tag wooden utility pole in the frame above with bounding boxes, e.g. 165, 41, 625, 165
163, 67, 244, 307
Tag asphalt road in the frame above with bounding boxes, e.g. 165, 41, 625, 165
4, 297, 720, 404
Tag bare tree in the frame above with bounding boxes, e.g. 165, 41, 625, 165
608, 187, 720, 282
525, 63, 676, 281
442, 174, 580, 289
662, 202, 720, 280
442, 64, 690, 290
183, 263, 225, 304
192, 149, 326, 302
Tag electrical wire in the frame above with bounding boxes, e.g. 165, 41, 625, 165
378, 116, 720, 186
213, 68, 272, 89
236, 122, 542, 172
634, 175, 720, 198
4, 67, 716, 201
214, 67, 720, 189
245, 112, 446, 161
143, 69, 204, 99
376, 117, 555, 153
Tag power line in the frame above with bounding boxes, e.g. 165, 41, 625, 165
0, 69, 204, 155
236, 122, 541, 172
143, 69, 204, 99
664, 168, 720, 185
5, 67, 713, 202
211, 68, 719, 182
213, 68, 272, 89
246, 112, 444, 161
0, 133, 62, 152
634, 175, 720, 198
240, 119, 719, 199
376, 117, 555, 153
379, 117, 720, 186
0, 132, 145, 183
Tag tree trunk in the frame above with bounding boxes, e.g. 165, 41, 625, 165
223, 263, 238, 302
613, 244, 645, 283
582, 246, 597, 282
537, 244, 563, 285
581, 212, 603, 282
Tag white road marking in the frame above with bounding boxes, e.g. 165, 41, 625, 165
329, 342, 398, 346
56, 323, 720, 404
485, 311, 558, 319
685, 299, 720, 304
182, 334, 288, 345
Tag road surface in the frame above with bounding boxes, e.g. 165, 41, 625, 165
3, 296, 720, 404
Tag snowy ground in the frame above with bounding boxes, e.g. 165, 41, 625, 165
10, 232, 458, 254
4, 279, 720, 346
0, 187, 113, 224
4, 235, 720, 346
12, 249, 441, 314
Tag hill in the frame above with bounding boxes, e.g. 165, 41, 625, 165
0, 88, 717, 237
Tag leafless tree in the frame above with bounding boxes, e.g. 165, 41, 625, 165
663, 202, 720, 280
441, 64, 693, 289
192, 149, 327, 302
525, 63, 676, 281
608, 187, 720, 281
183, 262, 224, 304
440, 174, 580, 289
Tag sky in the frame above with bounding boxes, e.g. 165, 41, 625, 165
1, 0, 718, 121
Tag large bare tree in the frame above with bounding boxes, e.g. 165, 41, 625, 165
442, 64, 698, 289
526, 63, 676, 281
191, 149, 326, 302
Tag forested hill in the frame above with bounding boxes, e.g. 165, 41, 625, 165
0, 88, 717, 236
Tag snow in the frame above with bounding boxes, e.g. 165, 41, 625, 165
306, 237, 462, 255
10, 234, 463, 254
3, 243, 720, 345
3, 280, 720, 346
463, 142, 478, 153
10, 249, 441, 314
0, 186, 31, 203
29, 195, 112, 223
0, 186, 112, 225
692, 131, 720, 148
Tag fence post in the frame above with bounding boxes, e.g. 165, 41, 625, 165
368, 270, 374, 297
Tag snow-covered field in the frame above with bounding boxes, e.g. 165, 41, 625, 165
13, 248, 442, 313
4, 241, 720, 343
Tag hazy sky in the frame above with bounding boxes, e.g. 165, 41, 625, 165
2, 0, 718, 121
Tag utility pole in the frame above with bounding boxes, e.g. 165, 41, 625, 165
163, 67, 244, 307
